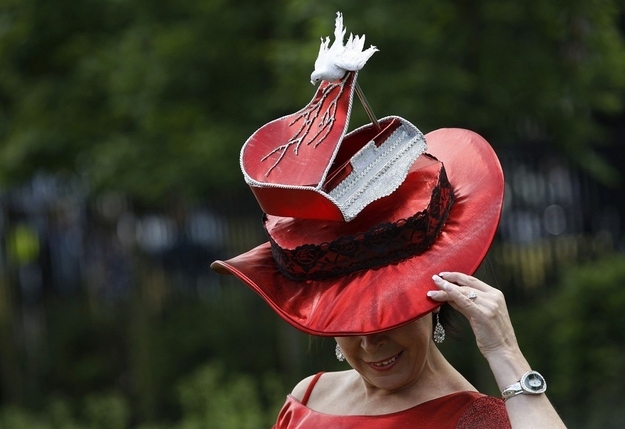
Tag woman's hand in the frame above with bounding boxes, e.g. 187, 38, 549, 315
427, 272, 567, 429
427, 271, 520, 360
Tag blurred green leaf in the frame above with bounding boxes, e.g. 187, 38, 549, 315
1, 0, 624, 197
515, 253, 625, 428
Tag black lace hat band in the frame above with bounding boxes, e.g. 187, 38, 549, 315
265, 160, 455, 281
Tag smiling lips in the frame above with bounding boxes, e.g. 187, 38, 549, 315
367, 352, 402, 371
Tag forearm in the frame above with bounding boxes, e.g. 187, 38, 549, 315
429, 272, 568, 428
486, 349, 567, 429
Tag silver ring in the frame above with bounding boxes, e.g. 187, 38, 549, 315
468, 291, 478, 301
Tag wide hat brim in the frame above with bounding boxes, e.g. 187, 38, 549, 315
211, 128, 504, 336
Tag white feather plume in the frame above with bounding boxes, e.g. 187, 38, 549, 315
311, 12, 378, 85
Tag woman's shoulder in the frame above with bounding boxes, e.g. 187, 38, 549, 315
290, 373, 320, 402
290, 370, 356, 402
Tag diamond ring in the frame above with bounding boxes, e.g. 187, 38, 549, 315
468, 291, 478, 301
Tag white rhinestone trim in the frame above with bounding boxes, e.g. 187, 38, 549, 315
328, 119, 426, 221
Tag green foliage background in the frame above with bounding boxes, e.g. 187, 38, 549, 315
514, 255, 625, 429
1, 0, 624, 197
0, 0, 624, 428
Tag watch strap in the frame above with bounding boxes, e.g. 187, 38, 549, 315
501, 382, 524, 401
501, 370, 547, 401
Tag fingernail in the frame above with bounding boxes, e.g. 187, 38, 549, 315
432, 275, 450, 291
427, 291, 439, 298
438, 271, 450, 277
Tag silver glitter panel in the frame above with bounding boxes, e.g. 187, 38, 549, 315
328, 121, 427, 221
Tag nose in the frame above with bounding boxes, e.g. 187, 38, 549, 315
360, 333, 386, 353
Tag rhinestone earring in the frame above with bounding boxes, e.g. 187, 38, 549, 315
433, 313, 445, 344
335, 343, 345, 362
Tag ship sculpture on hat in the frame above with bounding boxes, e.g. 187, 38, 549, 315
241, 12, 428, 222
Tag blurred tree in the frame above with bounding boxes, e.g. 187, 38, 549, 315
514, 253, 625, 429
83, 392, 131, 429
176, 362, 277, 428
0, 0, 624, 201
0, 0, 277, 200
0, 361, 286, 429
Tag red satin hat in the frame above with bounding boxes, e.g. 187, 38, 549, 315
212, 15, 504, 335
212, 121, 504, 336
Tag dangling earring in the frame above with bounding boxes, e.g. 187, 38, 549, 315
433, 313, 445, 344
335, 343, 345, 362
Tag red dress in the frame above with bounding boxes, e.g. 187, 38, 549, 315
273, 373, 511, 429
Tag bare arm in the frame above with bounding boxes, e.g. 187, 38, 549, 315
428, 272, 567, 429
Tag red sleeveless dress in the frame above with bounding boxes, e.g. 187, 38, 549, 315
273, 373, 511, 428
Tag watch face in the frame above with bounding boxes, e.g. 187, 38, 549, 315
522, 371, 547, 393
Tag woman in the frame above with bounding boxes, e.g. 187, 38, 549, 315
211, 13, 567, 427
281, 272, 565, 428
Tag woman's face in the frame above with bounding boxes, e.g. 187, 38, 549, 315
335, 313, 437, 393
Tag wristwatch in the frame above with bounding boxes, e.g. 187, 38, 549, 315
501, 370, 547, 401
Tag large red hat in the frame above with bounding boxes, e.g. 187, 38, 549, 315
211, 17, 504, 336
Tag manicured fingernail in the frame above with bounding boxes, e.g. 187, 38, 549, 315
427, 291, 439, 298
432, 275, 449, 290
439, 271, 450, 277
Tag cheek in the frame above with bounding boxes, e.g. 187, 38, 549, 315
336, 338, 356, 354
336, 338, 367, 363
